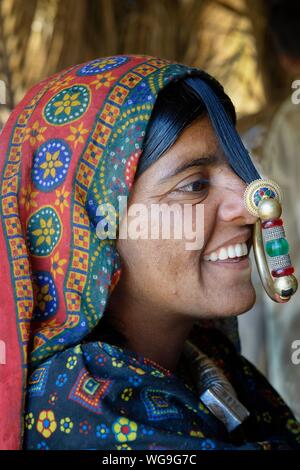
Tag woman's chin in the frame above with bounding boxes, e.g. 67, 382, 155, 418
226, 285, 257, 316
200, 283, 256, 318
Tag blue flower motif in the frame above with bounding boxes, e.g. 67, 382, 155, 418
32, 139, 71, 191
76, 57, 129, 76
37, 441, 49, 450
83, 351, 91, 362
96, 424, 110, 439
141, 425, 154, 436
200, 439, 216, 450
32, 271, 58, 321
56, 373, 68, 387
129, 376, 143, 387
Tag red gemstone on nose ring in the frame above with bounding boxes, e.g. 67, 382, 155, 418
271, 266, 295, 278
262, 218, 283, 229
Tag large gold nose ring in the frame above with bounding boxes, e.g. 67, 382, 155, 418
244, 179, 297, 302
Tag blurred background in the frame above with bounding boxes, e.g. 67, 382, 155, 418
1, 0, 300, 418
0, 0, 289, 125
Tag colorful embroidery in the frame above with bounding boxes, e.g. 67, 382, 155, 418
24, 413, 35, 430
68, 369, 112, 414
43, 85, 90, 125
76, 56, 129, 76
66, 122, 89, 148
23, 330, 300, 450
33, 271, 58, 321
141, 388, 183, 421
36, 410, 57, 439
28, 362, 51, 397
32, 139, 71, 191
27, 207, 62, 256
112, 417, 138, 443
24, 120, 47, 146
60, 417, 73, 434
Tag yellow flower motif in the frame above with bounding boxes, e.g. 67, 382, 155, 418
20, 184, 38, 211
89, 59, 116, 71
24, 412, 35, 430
190, 430, 204, 438
112, 358, 125, 368
40, 150, 63, 179
36, 284, 53, 312
121, 388, 133, 402
112, 417, 137, 443
51, 250, 67, 279
60, 417, 73, 434
32, 217, 55, 246
286, 418, 300, 434
150, 370, 165, 378
66, 122, 89, 148
128, 365, 146, 375
24, 120, 47, 146
66, 355, 77, 370
198, 402, 209, 414
73, 344, 82, 355
90, 59, 110, 69
90, 72, 116, 90
53, 92, 81, 116
54, 186, 70, 213
116, 444, 132, 450
37, 410, 57, 438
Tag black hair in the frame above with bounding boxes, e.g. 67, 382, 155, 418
268, 0, 300, 58
135, 76, 236, 177
88, 74, 237, 348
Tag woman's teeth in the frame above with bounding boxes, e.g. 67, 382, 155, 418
203, 242, 248, 262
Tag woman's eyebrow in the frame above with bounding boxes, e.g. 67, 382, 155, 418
159, 154, 220, 183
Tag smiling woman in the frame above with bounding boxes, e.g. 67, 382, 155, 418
103, 116, 257, 366
0, 55, 299, 451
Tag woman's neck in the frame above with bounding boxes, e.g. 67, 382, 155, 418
107, 293, 194, 372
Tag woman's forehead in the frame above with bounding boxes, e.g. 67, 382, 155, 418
144, 117, 224, 182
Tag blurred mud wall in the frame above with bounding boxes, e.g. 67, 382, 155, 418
0, 0, 289, 127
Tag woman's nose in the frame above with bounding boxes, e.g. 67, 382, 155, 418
218, 174, 258, 225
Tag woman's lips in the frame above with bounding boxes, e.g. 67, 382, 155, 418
203, 254, 251, 269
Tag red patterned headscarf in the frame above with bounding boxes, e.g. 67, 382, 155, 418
0, 55, 215, 449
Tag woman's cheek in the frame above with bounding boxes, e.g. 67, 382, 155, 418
200, 207, 214, 253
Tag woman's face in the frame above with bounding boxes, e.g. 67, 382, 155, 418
115, 116, 258, 320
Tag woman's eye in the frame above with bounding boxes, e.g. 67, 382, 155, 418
175, 178, 210, 194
